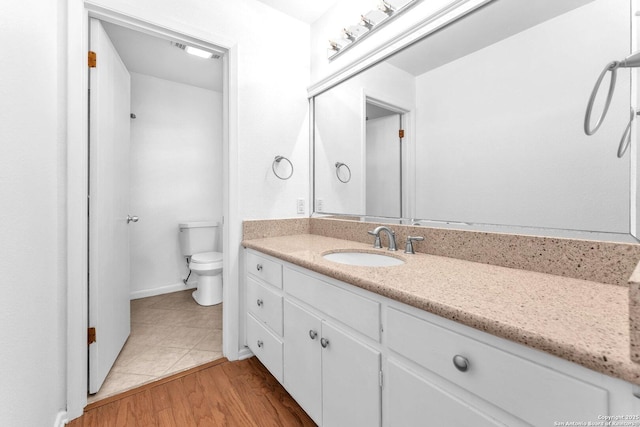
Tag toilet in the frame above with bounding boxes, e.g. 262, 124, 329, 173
179, 221, 223, 306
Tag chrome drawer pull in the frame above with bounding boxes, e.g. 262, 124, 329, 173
256, 264, 263, 271
453, 355, 469, 372
309, 330, 318, 340
256, 299, 263, 307
257, 340, 263, 348
320, 338, 330, 348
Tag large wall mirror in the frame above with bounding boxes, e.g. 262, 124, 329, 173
312, 0, 640, 242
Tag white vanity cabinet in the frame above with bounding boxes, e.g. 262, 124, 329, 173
244, 249, 382, 426
284, 299, 382, 426
243, 248, 639, 426
283, 270, 382, 427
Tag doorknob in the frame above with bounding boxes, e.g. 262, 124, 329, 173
127, 215, 139, 224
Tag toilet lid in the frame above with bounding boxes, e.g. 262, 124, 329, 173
191, 251, 223, 263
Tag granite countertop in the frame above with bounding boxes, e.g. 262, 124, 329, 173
242, 233, 640, 386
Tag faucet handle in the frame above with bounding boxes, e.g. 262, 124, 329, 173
405, 236, 424, 254
367, 230, 382, 249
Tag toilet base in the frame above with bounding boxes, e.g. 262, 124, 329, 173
192, 274, 223, 306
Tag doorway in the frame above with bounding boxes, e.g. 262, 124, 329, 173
88, 18, 226, 401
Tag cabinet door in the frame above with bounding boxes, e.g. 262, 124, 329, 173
386, 360, 506, 427
283, 300, 322, 425
322, 322, 381, 427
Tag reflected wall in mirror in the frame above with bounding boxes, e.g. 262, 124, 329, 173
313, 0, 638, 241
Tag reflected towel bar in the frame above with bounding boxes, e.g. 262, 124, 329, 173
335, 162, 351, 183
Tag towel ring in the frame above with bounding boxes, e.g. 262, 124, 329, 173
272, 155, 293, 180
335, 162, 351, 183
584, 61, 619, 136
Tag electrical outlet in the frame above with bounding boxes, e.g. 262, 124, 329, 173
297, 198, 305, 214
316, 198, 324, 212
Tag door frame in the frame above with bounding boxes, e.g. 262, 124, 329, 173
66, 1, 239, 419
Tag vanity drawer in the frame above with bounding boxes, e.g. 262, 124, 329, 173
246, 275, 283, 336
386, 359, 504, 427
284, 267, 380, 341
246, 313, 283, 383
386, 307, 608, 426
246, 250, 282, 289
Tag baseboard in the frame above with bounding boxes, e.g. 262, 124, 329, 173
130, 281, 197, 300
53, 410, 68, 427
237, 346, 254, 361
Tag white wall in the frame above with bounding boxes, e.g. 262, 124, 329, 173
414, 0, 630, 232
129, 73, 222, 298
314, 62, 414, 214
64, 0, 311, 420
83, 0, 311, 215
1, 0, 311, 423
0, 0, 67, 425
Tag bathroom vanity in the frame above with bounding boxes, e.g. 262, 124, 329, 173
242, 225, 640, 426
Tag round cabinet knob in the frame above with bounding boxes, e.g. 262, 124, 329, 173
256, 299, 263, 307
256, 264, 263, 271
309, 330, 318, 340
453, 355, 469, 372
257, 340, 263, 348
127, 215, 139, 224
320, 338, 330, 348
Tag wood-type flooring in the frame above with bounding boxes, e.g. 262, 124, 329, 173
68, 357, 315, 426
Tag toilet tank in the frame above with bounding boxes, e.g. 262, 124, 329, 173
179, 221, 219, 257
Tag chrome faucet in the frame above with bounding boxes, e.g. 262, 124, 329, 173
368, 226, 397, 251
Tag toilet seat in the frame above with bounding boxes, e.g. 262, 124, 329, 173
191, 251, 223, 264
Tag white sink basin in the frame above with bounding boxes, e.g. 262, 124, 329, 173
322, 251, 405, 267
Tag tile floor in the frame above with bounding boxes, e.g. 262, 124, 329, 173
88, 289, 223, 403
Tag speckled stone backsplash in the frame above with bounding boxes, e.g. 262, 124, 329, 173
242, 217, 640, 287
242, 218, 310, 240
308, 217, 640, 287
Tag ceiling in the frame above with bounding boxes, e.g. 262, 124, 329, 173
254, 0, 338, 23
102, 21, 223, 92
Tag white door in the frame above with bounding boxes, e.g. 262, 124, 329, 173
366, 113, 402, 217
88, 18, 132, 394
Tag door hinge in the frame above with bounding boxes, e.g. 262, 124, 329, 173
88, 51, 97, 68
379, 371, 384, 387
399, 129, 405, 139
88, 327, 96, 345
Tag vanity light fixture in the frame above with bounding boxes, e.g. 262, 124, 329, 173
328, 0, 418, 59
378, 0, 396, 15
171, 42, 221, 59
